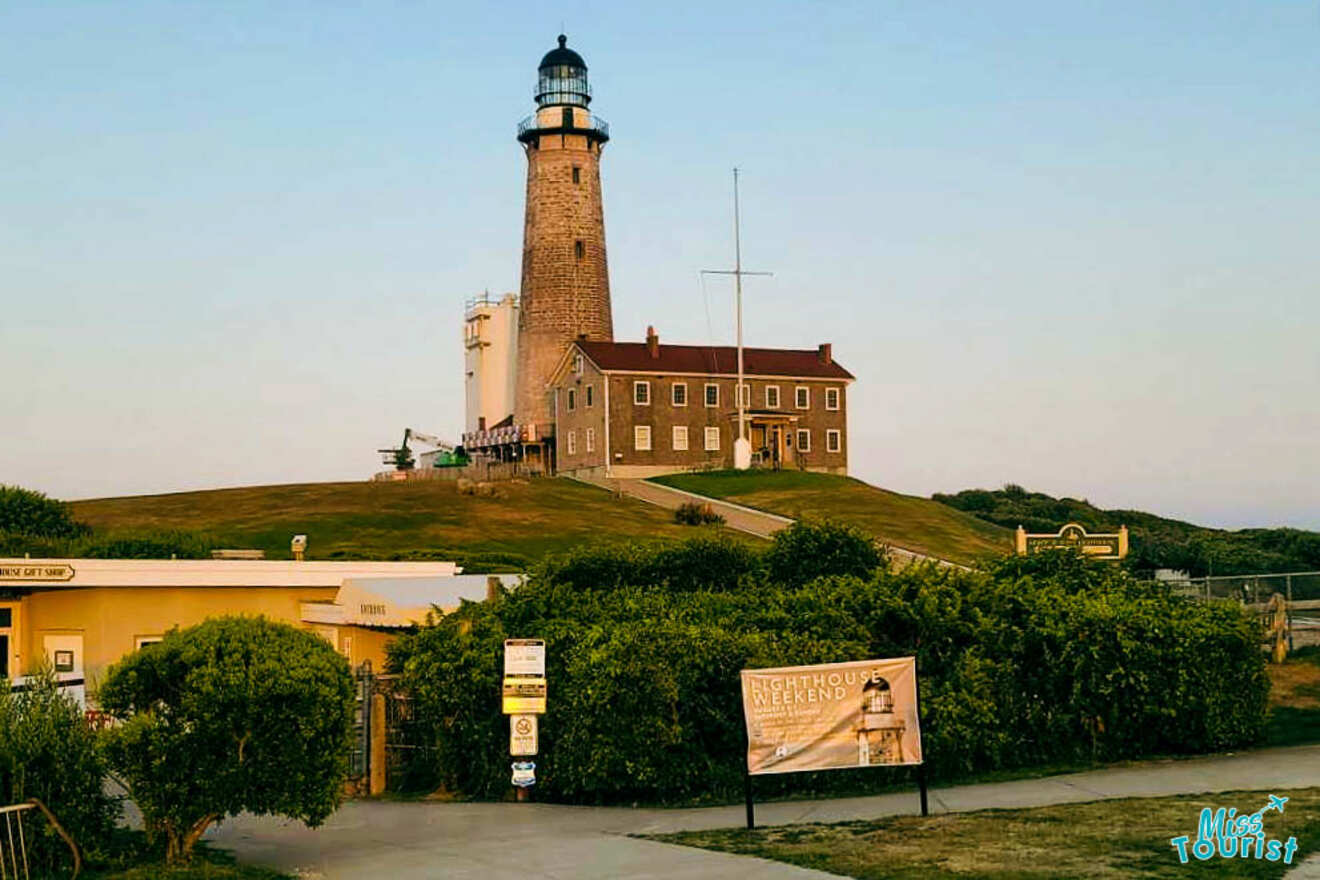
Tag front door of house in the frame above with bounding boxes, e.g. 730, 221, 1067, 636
0, 605, 14, 680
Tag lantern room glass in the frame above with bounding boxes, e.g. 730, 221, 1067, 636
537, 65, 591, 108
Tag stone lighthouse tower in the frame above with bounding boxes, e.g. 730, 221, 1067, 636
513, 35, 614, 437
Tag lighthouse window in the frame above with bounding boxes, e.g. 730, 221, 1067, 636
575, 240, 585, 260
572, 166, 581, 184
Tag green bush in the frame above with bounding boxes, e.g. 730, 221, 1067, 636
0, 485, 89, 538
0, 528, 219, 560
765, 519, 885, 587
0, 668, 119, 875
389, 538, 1268, 805
99, 617, 354, 863
673, 502, 725, 526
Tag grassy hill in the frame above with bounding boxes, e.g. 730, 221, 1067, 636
68, 479, 736, 569
934, 484, 1320, 577
650, 471, 1011, 566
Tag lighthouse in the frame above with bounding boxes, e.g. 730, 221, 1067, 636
512, 35, 614, 451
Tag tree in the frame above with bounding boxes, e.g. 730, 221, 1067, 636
0, 667, 118, 874
0, 485, 89, 538
99, 617, 354, 863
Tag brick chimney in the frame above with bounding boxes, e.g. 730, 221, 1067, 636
646, 325, 660, 359
817, 342, 832, 365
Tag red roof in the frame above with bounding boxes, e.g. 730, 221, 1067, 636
575, 341, 854, 380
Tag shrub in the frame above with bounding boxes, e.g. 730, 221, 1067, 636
765, 519, 885, 587
673, 502, 725, 526
99, 617, 354, 863
0, 668, 119, 874
390, 533, 1268, 806
0, 485, 89, 538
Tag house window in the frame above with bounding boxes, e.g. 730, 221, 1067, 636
826, 429, 841, 453
672, 382, 687, 406
704, 426, 721, 451
795, 386, 810, 409
575, 240, 585, 260
567, 430, 577, 454
672, 426, 688, 450
586, 427, 595, 452
134, 636, 163, 651
634, 425, 652, 451
797, 429, 811, 452
572, 165, 581, 184
585, 384, 594, 407
566, 388, 576, 411
738, 383, 751, 407
826, 387, 840, 411
704, 383, 719, 407
573, 354, 584, 374
634, 381, 650, 405
766, 385, 780, 408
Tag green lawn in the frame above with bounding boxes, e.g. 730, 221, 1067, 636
652, 788, 1320, 879
72, 478, 738, 567
650, 470, 1012, 566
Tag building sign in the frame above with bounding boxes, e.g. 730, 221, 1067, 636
740, 657, 923, 776
503, 639, 547, 714
1015, 523, 1129, 559
0, 564, 74, 582
510, 714, 538, 756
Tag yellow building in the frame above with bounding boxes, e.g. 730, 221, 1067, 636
0, 558, 517, 697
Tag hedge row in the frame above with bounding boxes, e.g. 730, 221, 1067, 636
388, 524, 1268, 804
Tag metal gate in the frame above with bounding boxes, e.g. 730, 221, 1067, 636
351, 662, 433, 793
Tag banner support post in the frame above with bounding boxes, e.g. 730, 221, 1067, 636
744, 771, 755, 829
914, 660, 928, 817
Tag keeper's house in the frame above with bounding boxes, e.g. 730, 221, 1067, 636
0, 558, 517, 695
548, 327, 854, 479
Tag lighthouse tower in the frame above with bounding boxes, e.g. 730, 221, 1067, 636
513, 35, 614, 438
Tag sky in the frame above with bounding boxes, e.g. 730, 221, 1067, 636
1, 1, 1317, 529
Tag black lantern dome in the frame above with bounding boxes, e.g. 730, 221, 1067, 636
536, 34, 591, 108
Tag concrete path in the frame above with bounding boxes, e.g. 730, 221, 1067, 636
572, 474, 961, 568
208, 743, 1320, 879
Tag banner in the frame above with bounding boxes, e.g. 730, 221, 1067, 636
741, 657, 922, 776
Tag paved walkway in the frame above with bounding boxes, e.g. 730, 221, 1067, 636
207, 743, 1320, 879
573, 474, 961, 568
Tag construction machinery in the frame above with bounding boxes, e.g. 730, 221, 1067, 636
378, 429, 469, 472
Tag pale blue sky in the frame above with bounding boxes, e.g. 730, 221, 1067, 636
1, 1, 1317, 528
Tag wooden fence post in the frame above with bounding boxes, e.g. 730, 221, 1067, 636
370, 692, 387, 796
